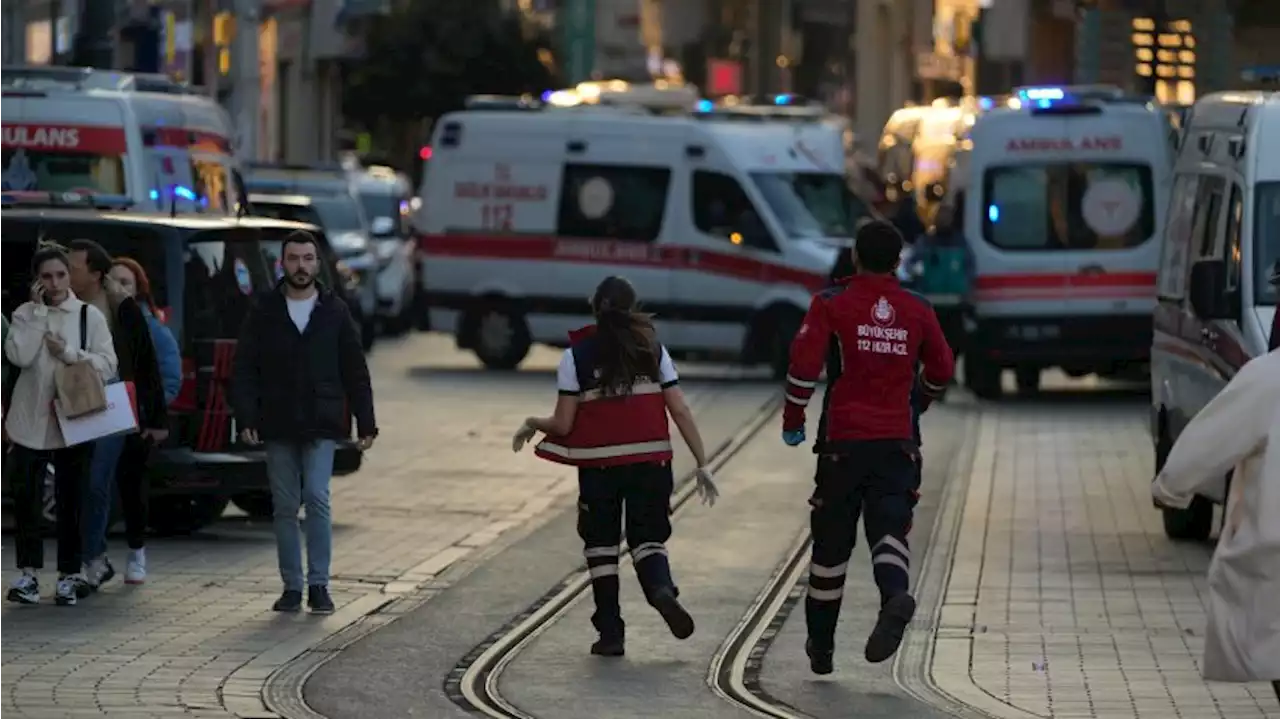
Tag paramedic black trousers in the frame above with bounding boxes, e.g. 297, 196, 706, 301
806, 441, 921, 650
577, 461, 676, 640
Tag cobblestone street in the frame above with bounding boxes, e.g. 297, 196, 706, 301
0, 334, 770, 719
930, 394, 1280, 719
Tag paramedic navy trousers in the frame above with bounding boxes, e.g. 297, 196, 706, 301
806, 441, 921, 651
577, 461, 677, 640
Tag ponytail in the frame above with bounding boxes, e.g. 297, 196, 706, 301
594, 307, 661, 396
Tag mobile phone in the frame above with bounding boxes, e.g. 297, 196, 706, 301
39, 288, 52, 305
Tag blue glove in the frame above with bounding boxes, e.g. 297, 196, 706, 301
782, 428, 806, 446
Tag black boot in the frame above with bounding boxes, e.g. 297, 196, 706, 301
590, 634, 625, 657
806, 638, 834, 675
864, 593, 916, 663
649, 586, 695, 639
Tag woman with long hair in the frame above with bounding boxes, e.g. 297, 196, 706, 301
512, 275, 718, 657
5, 243, 117, 606
78, 257, 182, 586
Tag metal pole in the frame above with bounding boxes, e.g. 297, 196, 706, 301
230, 0, 260, 161
72, 0, 116, 67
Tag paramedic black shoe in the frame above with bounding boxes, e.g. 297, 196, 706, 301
650, 587, 695, 639
590, 635, 625, 657
307, 585, 335, 615
273, 589, 303, 612
864, 593, 916, 663
806, 639, 834, 675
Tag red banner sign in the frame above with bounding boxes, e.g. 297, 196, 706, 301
1, 124, 128, 154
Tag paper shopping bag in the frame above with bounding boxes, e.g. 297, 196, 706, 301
55, 381, 139, 446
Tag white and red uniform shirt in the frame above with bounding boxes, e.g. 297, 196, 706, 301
534, 326, 678, 468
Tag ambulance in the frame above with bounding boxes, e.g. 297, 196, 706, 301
1, 65, 241, 214
962, 85, 1177, 397
415, 105, 869, 374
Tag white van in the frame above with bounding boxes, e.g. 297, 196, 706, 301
1149, 91, 1279, 541
962, 85, 1177, 397
1, 66, 240, 214
415, 107, 872, 373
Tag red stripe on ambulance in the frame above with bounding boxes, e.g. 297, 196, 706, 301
418, 233, 829, 291
2, 124, 127, 154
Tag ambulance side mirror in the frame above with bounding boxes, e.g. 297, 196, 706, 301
1188, 260, 1235, 321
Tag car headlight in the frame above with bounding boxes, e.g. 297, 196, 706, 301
331, 231, 369, 253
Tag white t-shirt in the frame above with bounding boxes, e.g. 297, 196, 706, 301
286, 294, 318, 333
557, 346, 679, 394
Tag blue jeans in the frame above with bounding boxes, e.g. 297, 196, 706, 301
265, 439, 336, 591
83, 433, 127, 560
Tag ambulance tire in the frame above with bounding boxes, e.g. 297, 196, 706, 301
1155, 425, 1213, 542
1014, 365, 1041, 393
760, 307, 804, 380
467, 301, 532, 371
965, 357, 1003, 400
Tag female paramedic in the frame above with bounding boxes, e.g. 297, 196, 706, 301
512, 275, 718, 657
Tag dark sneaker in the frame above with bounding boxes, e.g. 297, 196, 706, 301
864, 593, 916, 663
7, 574, 39, 605
590, 636, 625, 657
85, 556, 115, 593
55, 575, 89, 606
650, 587, 695, 639
806, 638, 834, 675
273, 590, 303, 612
307, 585, 335, 615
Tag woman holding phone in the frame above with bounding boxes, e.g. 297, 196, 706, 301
5, 243, 116, 606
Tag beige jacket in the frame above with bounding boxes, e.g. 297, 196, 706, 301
3, 294, 117, 450
1152, 348, 1280, 683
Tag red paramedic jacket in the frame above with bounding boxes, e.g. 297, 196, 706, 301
783, 274, 954, 447
534, 325, 675, 468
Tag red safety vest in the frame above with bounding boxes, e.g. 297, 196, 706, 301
534, 325, 673, 468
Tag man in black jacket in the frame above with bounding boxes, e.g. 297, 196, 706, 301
231, 230, 377, 614
68, 239, 169, 592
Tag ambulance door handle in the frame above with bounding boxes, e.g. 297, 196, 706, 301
567, 141, 587, 153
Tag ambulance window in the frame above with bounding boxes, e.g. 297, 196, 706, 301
2, 147, 126, 195
1224, 184, 1243, 291
693, 171, 773, 250
1256, 182, 1280, 306
981, 163, 1155, 251
1157, 174, 1199, 299
557, 164, 669, 243
1192, 176, 1225, 259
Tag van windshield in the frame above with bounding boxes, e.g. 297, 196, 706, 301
1256, 181, 1280, 306
750, 171, 858, 239
2, 147, 126, 195
982, 162, 1155, 251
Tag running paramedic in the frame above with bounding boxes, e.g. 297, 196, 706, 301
512, 275, 719, 658
782, 220, 955, 674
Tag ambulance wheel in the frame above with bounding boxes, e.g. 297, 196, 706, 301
1155, 426, 1213, 542
469, 303, 531, 370
762, 307, 804, 379
965, 357, 1002, 399
1014, 365, 1041, 393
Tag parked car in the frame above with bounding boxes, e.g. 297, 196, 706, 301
1, 200, 365, 533
351, 165, 420, 334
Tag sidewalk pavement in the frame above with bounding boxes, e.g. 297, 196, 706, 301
930, 398, 1278, 719
0, 336, 747, 719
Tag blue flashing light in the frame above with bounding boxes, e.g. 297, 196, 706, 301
987, 205, 1000, 223
173, 185, 197, 201
1037, 99, 1051, 109
696, 99, 713, 112
978, 96, 994, 110
149, 189, 160, 201
1019, 87, 1066, 101
773, 94, 792, 105
540, 90, 552, 102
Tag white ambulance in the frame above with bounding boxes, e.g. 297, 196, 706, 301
415, 106, 870, 374
2, 66, 240, 214
962, 85, 1178, 397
